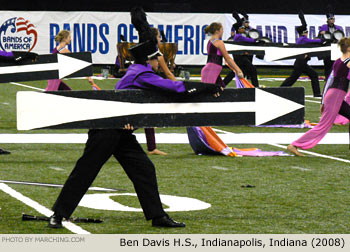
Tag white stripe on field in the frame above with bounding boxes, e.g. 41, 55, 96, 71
212, 166, 229, 171
269, 143, 350, 164
0, 133, 348, 144
9, 82, 45, 91
0, 183, 90, 234
290, 166, 311, 171
305, 99, 321, 104
212, 128, 350, 164
305, 95, 322, 99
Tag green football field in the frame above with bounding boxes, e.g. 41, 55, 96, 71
0, 76, 349, 234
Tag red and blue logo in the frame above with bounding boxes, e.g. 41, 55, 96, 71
0, 17, 38, 52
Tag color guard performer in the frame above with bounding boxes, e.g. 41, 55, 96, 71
45, 30, 73, 91
202, 22, 243, 86
287, 37, 350, 156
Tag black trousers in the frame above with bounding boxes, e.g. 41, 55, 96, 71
339, 100, 350, 119
323, 56, 334, 81
52, 129, 166, 220
281, 58, 321, 96
234, 55, 259, 87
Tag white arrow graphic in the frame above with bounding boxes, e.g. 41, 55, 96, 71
224, 41, 334, 62
0, 54, 92, 79
331, 43, 342, 61
264, 45, 331, 61
16, 89, 304, 130
224, 42, 267, 53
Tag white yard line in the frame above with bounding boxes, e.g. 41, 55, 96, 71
0, 133, 349, 144
305, 99, 321, 104
9, 82, 45, 91
0, 183, 90, 234
305, 95, 322, 99
290, 166, 311, 171
268, 143, 350, 164
212, 128, 350, 164
49, 166, 65, 171
211, 166, 230, 171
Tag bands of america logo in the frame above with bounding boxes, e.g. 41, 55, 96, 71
0, 17, 38, 51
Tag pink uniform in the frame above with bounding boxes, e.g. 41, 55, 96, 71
45, 47, 72, 91
292, 57, 350, 149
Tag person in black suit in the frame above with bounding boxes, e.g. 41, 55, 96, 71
48, 7, 221, 229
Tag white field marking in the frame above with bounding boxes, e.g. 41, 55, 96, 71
66, 76, 117, 80
79, 193, 211, 212
211, 166, 229, 171
269, 143, 350, 164
0, 183, 90, 234
49, 166, 64, 171
2, 102, 9, 105
305, 95, 322, 99
9, 82, 45, 91
305, 99, 321, 104
212, 128, 350, 164
0, 133, 89, 143
0, 179, 121, 192
0, 132, 349, 144
290, 166, 311, 171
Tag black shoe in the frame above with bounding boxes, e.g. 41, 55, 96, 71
0, 148, 10, 155
48, 214, 63, 228
313, 94, 322, 98
152, 214, 185, 228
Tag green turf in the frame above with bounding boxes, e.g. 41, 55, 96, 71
0, 77, 349, 234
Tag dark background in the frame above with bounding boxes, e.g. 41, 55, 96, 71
1, 0, 349, 14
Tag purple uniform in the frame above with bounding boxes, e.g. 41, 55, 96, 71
233, 33, 255, 43
115, 63, 186, 93
319, 24, 343, 33
296, 36, 322, 44
0, 50, 14, 58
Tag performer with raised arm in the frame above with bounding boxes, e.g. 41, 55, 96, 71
280, 10, 322, 97
287, 38, 350, 156
48, 7, 221, 229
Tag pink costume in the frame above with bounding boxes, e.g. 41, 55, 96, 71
334, 91, 350, 125
292, 57, 350, 149
45, 47, 72, 91
201, 39, 225, 86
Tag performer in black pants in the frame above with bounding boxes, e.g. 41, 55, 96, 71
51, 127, 171, 226
48, 7, 222, 229
233, 25, 259, 87
318, 7, 344, 80
280, 11, 322, 97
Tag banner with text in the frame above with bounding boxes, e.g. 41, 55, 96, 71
0, 11, 349, 65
